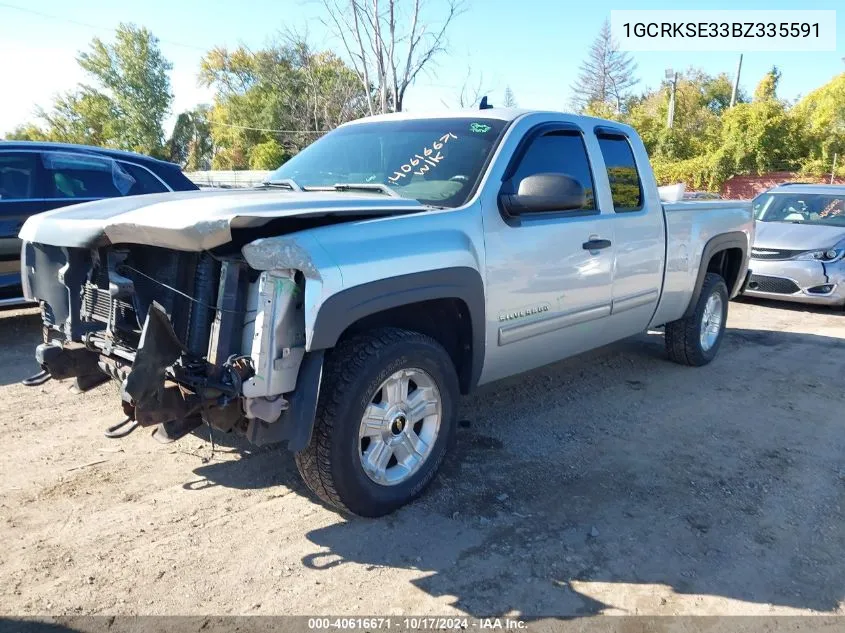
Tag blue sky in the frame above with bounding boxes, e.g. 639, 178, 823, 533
0, 0, 843, 136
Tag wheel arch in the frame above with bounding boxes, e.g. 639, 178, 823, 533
309, 267, 486, 394
683, 232, 748, 319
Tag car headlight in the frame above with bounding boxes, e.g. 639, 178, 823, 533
795, 247, 845, 262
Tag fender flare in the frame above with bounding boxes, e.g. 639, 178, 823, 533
683, 231, 749, 318
309, 266, 486, 390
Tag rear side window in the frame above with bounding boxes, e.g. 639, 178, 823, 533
510, 132, 595, 209
0, 152, 37, 200
120, 162, 169, 194
41, 152, 136, 199
597, 136, 643, 212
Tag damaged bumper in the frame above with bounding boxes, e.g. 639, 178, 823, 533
743, 258, 845, 307
23, 240, 322, 449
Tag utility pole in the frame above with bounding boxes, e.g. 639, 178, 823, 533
832, 153, 838, 184
665, 69, 678, 128
730, 54, 743, 108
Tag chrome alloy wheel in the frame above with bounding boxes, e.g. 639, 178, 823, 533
358, 368, 442, 486
700, 293, 724, 351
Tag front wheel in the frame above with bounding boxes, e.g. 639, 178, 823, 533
295, 327, 458, 517
665, 272, 729, 366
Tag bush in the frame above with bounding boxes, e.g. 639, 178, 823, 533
211, 147, 247, 170
798, 158, 845, 180
651, 155, 722, 191
249, 140, 289, 170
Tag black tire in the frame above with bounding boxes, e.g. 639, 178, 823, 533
294, 327, 459, 517
665, 272, 729, 367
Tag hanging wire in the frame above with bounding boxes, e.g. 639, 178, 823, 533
117, 264, 256, 315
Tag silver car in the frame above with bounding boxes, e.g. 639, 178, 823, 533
745, 184, 845, 308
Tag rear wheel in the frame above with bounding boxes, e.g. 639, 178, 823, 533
665, 272, 729, 366
295, 327, 458, 517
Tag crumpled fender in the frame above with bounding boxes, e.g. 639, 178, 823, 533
241, 232, 344, 354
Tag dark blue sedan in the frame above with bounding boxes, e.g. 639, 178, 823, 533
0, 141, 198, 306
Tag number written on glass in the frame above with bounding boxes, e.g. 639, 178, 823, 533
388, 133, 457, 182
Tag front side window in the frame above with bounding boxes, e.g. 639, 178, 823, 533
267, 118, 508, 208
508, 132, 596, 210
754, 193, 845, 227
597, 135, 643, 211
41, 152, 136, 199
0, 152, 37, 200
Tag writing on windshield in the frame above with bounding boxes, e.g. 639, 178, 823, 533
388, 132, 458, 183
266, 118, 506, 208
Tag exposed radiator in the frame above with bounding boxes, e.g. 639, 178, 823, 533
80, 247, 222, 357
82, 284, 112, 322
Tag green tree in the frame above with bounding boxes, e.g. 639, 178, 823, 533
4, 124, 49, 141
792, 72, 845, 169
626, 70, 739, 161
712, 69, 806, 176
8, 24, 172, 156
200, 35, 367, 170
169, 105, 213, 170
169, 112, 194, 166
37, 88, 120, 147
713, 100, 804, 176
77, 24, 173, 156
590, 67, 830, 191
249, 139, 289, 170
584, 100, 625, 121
753, 66, 781, 102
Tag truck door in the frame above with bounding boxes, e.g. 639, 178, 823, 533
592, 128, 664, 335
479, 123, 617, 384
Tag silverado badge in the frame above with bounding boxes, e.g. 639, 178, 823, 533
498, 303, 551, 322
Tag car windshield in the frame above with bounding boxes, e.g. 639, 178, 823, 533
753, 192, 845, 227
267, 117, 508, 208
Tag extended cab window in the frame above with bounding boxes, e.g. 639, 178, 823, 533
0, 153, 37, 200
41, 152, 136, 199
596, 135, 643, 211
509, 132, 595, 210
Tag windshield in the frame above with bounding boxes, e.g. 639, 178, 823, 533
753, 192, 845, 227
267, 118, 508, 208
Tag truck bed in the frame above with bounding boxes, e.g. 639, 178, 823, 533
650, 200, 754, 328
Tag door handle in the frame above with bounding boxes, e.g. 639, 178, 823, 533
582, 239, 612, 251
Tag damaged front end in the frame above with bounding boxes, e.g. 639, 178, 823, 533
22, 241, 321, 448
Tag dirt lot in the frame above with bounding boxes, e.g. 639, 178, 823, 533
0, 298, 843, 617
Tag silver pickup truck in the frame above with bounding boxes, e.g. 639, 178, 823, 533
19, 109, 753, 516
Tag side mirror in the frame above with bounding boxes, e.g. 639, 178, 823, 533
500, 173, 586, 215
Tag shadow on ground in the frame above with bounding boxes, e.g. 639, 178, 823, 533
298, 326, 845, 616
185, 435, 304, 495
3, 305, 844, 616
0, 308, 42, 386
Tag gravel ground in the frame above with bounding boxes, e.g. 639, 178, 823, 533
0, 298, 843, 617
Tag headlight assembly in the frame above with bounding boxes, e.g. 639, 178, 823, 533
795, 247, 845, 262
